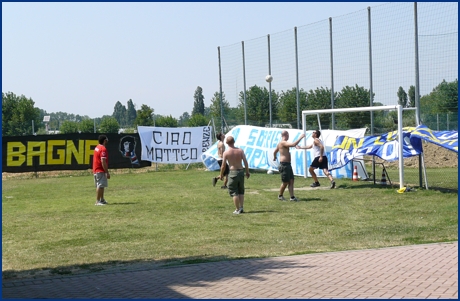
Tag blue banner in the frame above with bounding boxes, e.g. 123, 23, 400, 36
329, 125, 458, 171
201, 125, 367, 179
409, 124, 458, 153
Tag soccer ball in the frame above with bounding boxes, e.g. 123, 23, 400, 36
265, 75, 273, 83
267, 170, 274, 174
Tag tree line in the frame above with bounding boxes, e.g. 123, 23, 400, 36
2, 79, 457, 136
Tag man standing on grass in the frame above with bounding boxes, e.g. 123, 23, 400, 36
93, 135, 110, 206
273, 130, 305, 202
219, 135, 250, 214
296, 129, 335, 189
212, 132, 229, 189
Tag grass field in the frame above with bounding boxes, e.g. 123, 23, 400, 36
2, 166, 458, 279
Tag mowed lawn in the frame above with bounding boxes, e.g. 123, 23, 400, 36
2, 167, 458, 277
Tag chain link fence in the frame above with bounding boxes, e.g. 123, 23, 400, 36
218, 2, 458, 190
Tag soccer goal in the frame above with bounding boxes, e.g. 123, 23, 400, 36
301, 105, 406, 190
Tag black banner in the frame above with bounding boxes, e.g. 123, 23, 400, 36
2, 133, 151, 173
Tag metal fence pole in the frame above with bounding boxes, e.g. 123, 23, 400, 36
242, 41, 247, 125
268, 34, 272, 128
368, 7, 374, 134
218, 46, 224, 133
414, 2, 423, 188
295, 27, 300, 129
368, 6, 376, 183
329, 17, 335, 129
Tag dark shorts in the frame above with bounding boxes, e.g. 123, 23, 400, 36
311, 156, 329, 170
217, 160, 229, 176
228, 169, 245, 196
278, 162, 294, 183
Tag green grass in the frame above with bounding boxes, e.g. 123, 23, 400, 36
2, 167, 458, 278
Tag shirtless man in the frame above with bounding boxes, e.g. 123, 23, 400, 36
213, 133, 229, 189
273, 130, 305, 202
219, 135, 250, 214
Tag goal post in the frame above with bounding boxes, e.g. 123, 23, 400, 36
301, 105, 405, 189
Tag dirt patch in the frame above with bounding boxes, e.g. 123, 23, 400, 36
370, 141, 458, 168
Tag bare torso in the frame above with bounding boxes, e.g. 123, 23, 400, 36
224, 147, 245, 170
277, 141, 292, 163
217, 141, 225, 159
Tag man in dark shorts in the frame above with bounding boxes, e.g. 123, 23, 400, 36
213, 132, 229, 189
296, 129, 335, 189
219, 135, 250, 214
273, 130, 305, 202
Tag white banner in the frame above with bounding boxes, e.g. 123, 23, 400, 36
201, 125, 366, 179
138, 126, 212, 163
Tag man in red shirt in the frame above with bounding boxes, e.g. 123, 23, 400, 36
93, 135, 110, 206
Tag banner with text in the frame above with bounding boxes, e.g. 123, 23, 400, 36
2, 133, 151, 173
138, 126, 212, 163
329, 125, 458, 171
201, 125, 367, 179
409, 124, 458, 153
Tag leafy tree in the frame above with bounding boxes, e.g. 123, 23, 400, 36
408, 85, 416, 108
112, 101, 127, 127
192, 86, 205, 116
434, 79, 458, 114
209, 91, 230, 125
79, 118, 96, 133
335, 85, 372, 129
59, 121, 79, 134
277, 88, 307, 128
187, 113, 209, 127
2, 92, 41, 136
99, 116, 120, 133
155, 115, 178, 127
420, 79, 458, 114
397, 86, 408, 108
126, 99, 137, 126
237, 85, 278, 127
304, 87, 335, 128
134, 104, 155, 126
178, 112, 191, 127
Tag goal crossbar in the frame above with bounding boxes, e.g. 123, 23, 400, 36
301, 105, 405, 189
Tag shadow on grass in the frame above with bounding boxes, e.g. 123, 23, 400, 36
2, 255, 316, 299
337, 182, 458, 194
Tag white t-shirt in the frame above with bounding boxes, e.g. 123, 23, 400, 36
312, 139, 323, 158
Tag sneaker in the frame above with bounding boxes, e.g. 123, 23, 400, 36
221, 185, 227, 189
290, 196, 298, 202
239, 208, 244, 213
330, 181, 336, 189
310, 182, 320, 188
233, 209, 240, 214
278, 195, 286, 201
100, 199, 108, 204
95, 201, 105, 206
212, 177, 218, 187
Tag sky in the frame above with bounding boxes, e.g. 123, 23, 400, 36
2, 2, 388, 120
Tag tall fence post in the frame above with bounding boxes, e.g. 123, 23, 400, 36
329, 17, 335, 130
242, 41, 247, 125
218, 46, 224, 133
414, 3, 423, 188
267, 34, 272, 128
295, 27, 300, 129
368, 6, 376, 183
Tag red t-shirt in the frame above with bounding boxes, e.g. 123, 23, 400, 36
93, 144, 108, 173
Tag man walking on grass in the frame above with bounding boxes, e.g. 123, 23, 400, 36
219, 135, 250, 214
296, 129, 335, 189
93, 135, 110, 206
212, 132, 229, 189
273, 130, 305, 202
